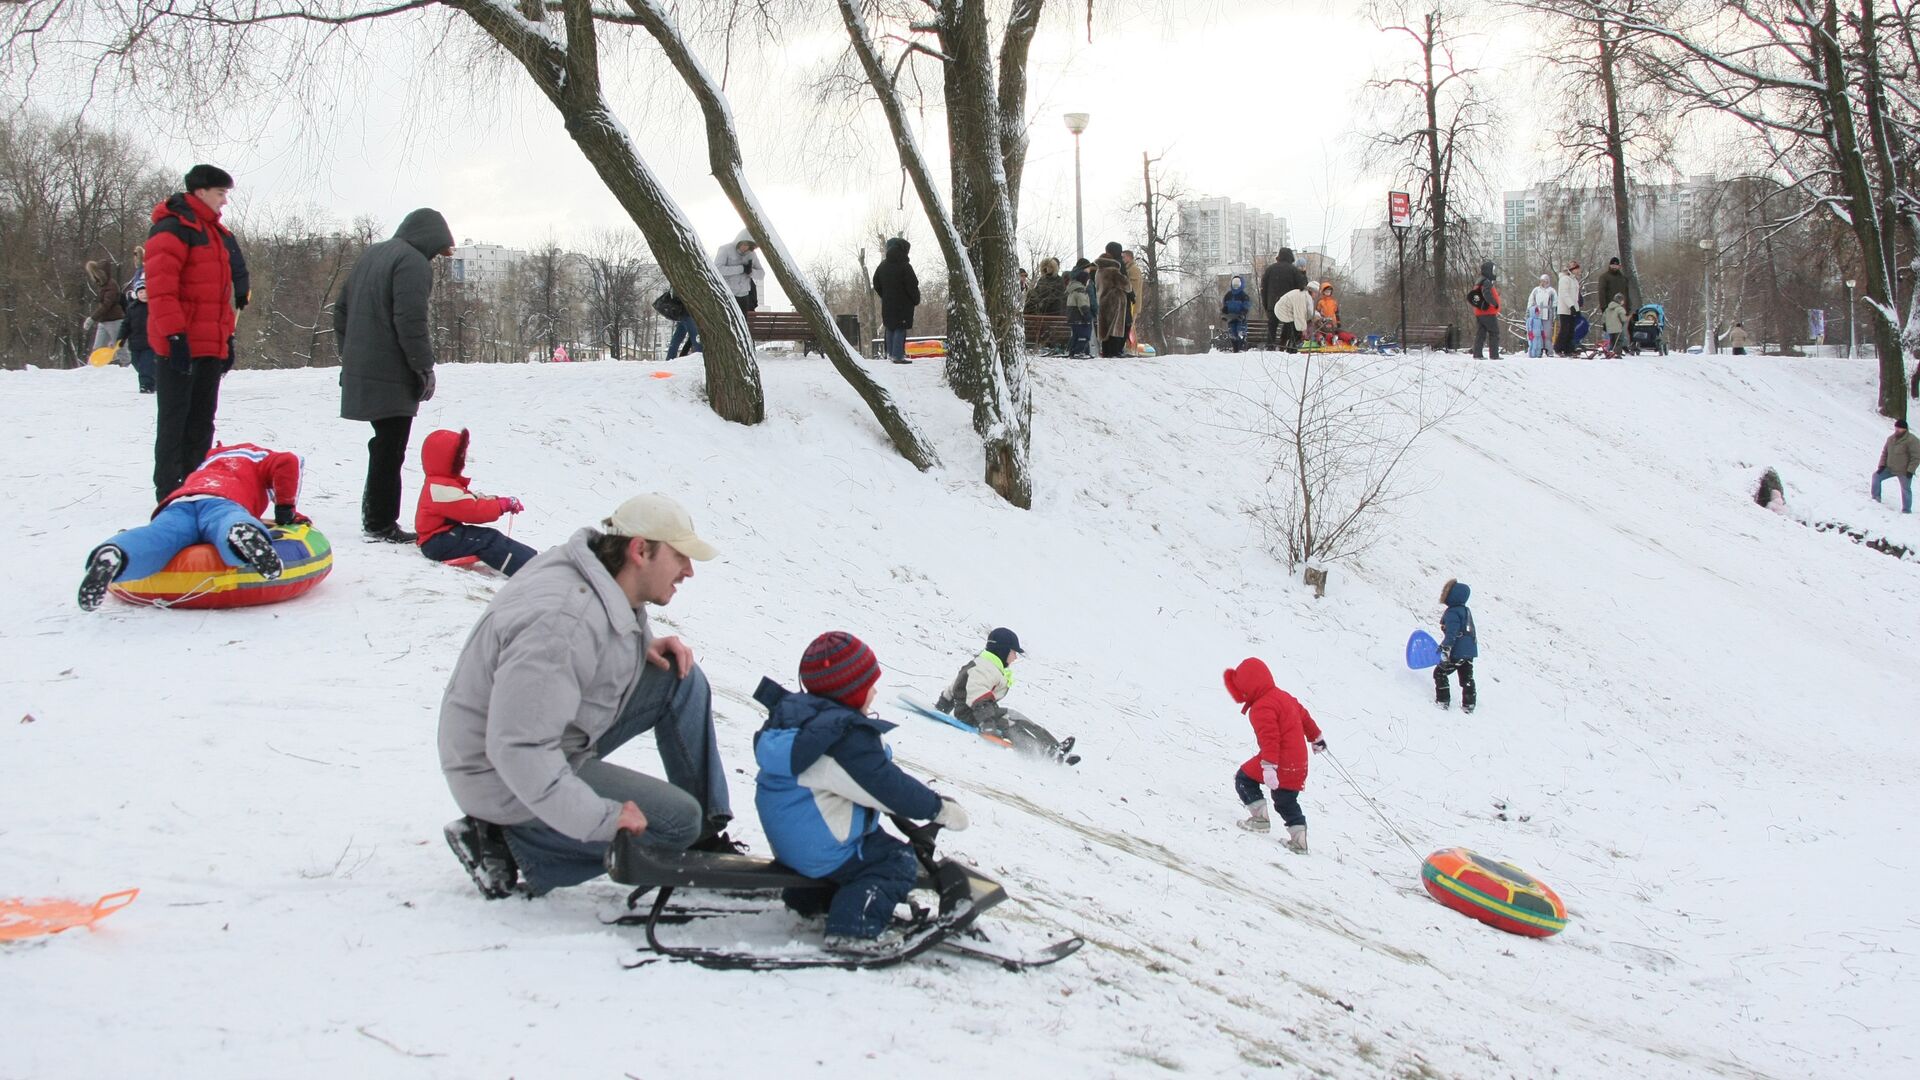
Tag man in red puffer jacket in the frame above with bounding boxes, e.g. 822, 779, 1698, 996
1226, 657, 1326, 853
144, 164, 245, 502
415, 428, 538, 575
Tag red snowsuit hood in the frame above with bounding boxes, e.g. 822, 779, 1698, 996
1227, 657, 1322, 792
415, 428, 504, 544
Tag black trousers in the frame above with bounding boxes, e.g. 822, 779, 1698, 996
1434, 658, 1476, 708
1233, 770, 1305, 827
363, 415, 414, 531
1279, 324, 1303, 353
1555, 313, 1578, 355
1100, 335, 1126, 358
1473, 314, 1501, 358
153, 355, 226, 501
1263, 304, 1278, 345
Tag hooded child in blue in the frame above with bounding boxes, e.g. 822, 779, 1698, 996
1435, 579, 1478, 711
1222, 276, 1252, 352
752, 632, 967, 943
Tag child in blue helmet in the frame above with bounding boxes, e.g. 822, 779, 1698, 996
1435, 579, 1478, 712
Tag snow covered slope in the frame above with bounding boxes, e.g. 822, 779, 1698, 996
3, 351, 1915, 1078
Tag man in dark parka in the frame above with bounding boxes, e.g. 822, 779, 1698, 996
871, 236, 921, 364
335, 208, 455, 543
1260, 248, 1305, 350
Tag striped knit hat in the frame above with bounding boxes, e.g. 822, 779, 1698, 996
799, 631, 881, 709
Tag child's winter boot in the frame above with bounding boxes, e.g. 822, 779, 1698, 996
1237, 801, 1271, 833
1286, 825, 1309, 854
77, 545, 126, 611
226, 523, 284, 580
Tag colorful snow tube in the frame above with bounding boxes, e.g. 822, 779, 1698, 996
1421, 847, 1567, 938
109, 523, 333, 610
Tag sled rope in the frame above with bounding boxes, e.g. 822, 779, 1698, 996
1322, 749, 1424, 859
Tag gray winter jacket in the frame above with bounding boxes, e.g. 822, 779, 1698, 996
713, 228, 764, 299
335, 208, 454, 421
438, 529, 656, 843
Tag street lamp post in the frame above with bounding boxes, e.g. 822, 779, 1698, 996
1697, 238, 1714, 353
1064, 113, 1090, 263
1845, 278, 1857, 359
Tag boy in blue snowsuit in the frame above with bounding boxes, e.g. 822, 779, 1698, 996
1221, 276, 1252, 352
752, 631, 970, 954
1435, 578, 1478, 712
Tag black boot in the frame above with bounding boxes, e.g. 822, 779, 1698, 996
364, 523, 418, 544
225, 524, 284, 580
444, 817, 522, 899
78, 545, 126, 611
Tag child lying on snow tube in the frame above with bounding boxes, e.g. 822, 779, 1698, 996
78, 442, 316, 611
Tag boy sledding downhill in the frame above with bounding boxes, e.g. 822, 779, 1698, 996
755, 632, 970, 956
1227, 658, 1326, 854
78, 443, 305, 611
415, 428, 537, 576
936, 627, 1079, 765
1435, 579, 1478, 713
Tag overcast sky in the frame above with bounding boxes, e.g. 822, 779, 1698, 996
16, 2, 1697, 279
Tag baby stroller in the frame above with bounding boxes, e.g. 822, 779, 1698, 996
1630, 303, 1667, 355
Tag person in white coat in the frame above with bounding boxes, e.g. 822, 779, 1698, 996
1526, 274, 1556, 357
1553, 262, 1583, 356
713, 229, 765, 312
1273, 280, 1317, 354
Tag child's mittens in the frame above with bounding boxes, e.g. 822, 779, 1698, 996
1261, 761, 1281, 789
1312, 739, 1328, 754
498, 496, 524, 514
934, 798, 970, 831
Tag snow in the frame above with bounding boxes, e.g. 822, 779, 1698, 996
3, 350, 1917, 1078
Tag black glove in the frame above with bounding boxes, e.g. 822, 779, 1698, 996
221, 337, 236, 375
273, 504, 310, 527
1312, 738, 1328, 753
168, 334, 190, 366
418, 369, 437, 402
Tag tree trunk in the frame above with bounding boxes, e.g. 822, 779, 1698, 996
448, 0, 763, 424
1423, 13, 1450, 314
1598, 23, 1639, 312
621, 0, 938, 470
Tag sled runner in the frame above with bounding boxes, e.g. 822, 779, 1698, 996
898, 695, 1080, 766
605, 816, 1081, 971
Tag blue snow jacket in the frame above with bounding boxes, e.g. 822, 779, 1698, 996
1222, 281, 1252, 318
752, 678, 943, 878
1440, 581, 1478, 661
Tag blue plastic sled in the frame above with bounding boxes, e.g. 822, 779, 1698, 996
897, 695, 1014, 748
1406, 630, 1442, 670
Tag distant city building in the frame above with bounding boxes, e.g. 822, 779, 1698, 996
1498, 176, 1722, 270
1300, 246, 1338, 282
1178, 197, 1289, 279
448, 241, 526, 288
1348, 226, 1396, 292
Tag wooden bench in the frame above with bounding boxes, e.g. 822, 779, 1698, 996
1385, 322, 1456, 352
744, 310, 821, 354
1023, 313, 1071, 351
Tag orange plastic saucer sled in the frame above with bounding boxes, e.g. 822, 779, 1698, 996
0, 889, 138, 942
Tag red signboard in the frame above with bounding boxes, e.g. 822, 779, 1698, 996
1388, 191, 1412, 229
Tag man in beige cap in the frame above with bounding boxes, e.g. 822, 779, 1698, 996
437, 494, 736, 899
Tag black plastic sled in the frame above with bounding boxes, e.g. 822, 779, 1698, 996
603, 816, 1082, 971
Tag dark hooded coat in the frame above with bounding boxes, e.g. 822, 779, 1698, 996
871, 237, 921, 330
335, 209, 454, 421
1260, 247, 1305, 313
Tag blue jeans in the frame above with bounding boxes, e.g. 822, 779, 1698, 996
1872, 468, 1914, 512
884, 328, 908, 361
1234, 769, 1305, 827
97, 498, 266, 580
502, 662, 733, 894
781, 831, 921, 938
421, 523, 539, 576
129, 347, 156, 391
665, 317, 699, 360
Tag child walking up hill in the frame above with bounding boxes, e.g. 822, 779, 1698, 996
1226, 657, 1325, 853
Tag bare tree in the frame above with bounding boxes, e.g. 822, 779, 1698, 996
1217, 357, 1472, 577
581, 228, 647, 361
836, 0, 1040, 507
1131, 150, 1187, 352
1360, 2, 1498, 316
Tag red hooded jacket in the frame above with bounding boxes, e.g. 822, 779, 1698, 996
144, 193, 237, 359
1227, 657, 1322, 791
414, 429, 507, 544
159, 443, 301, 520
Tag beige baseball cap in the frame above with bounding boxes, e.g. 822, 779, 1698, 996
602, 494, 719, 561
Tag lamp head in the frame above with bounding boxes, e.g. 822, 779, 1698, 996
1063, 112, 1090, 135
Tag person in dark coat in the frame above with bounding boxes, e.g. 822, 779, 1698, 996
144, 164, 243, 503
1024, 257, 1066, 318
334, 208, 455, 543
1094, 242, 1131, 357
1469, 260, 1502, 359
1260, 248, 1306, 350
870, 236, 920, 364
1434, 579, 1478, 712
1594, 257, 1629, 344
116, 273, 156, 393
86, 259, 125, 352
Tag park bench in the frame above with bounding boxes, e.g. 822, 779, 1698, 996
745, 311, 864, 357
1024, 313, 1071, 352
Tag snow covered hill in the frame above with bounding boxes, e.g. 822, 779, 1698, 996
3, 350, 1916, 1079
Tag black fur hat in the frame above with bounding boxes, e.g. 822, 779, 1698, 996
184, 164, 235, 192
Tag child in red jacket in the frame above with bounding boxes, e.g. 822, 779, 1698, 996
78, 442, 303, 610
1225, 657, 1326, 853
414, 428, 537, 575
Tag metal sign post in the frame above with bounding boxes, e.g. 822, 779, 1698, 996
1388, 191, 1412, 353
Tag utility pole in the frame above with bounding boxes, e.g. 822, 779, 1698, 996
1141, 152, 1158, 352
1065, 113, 1090, 262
